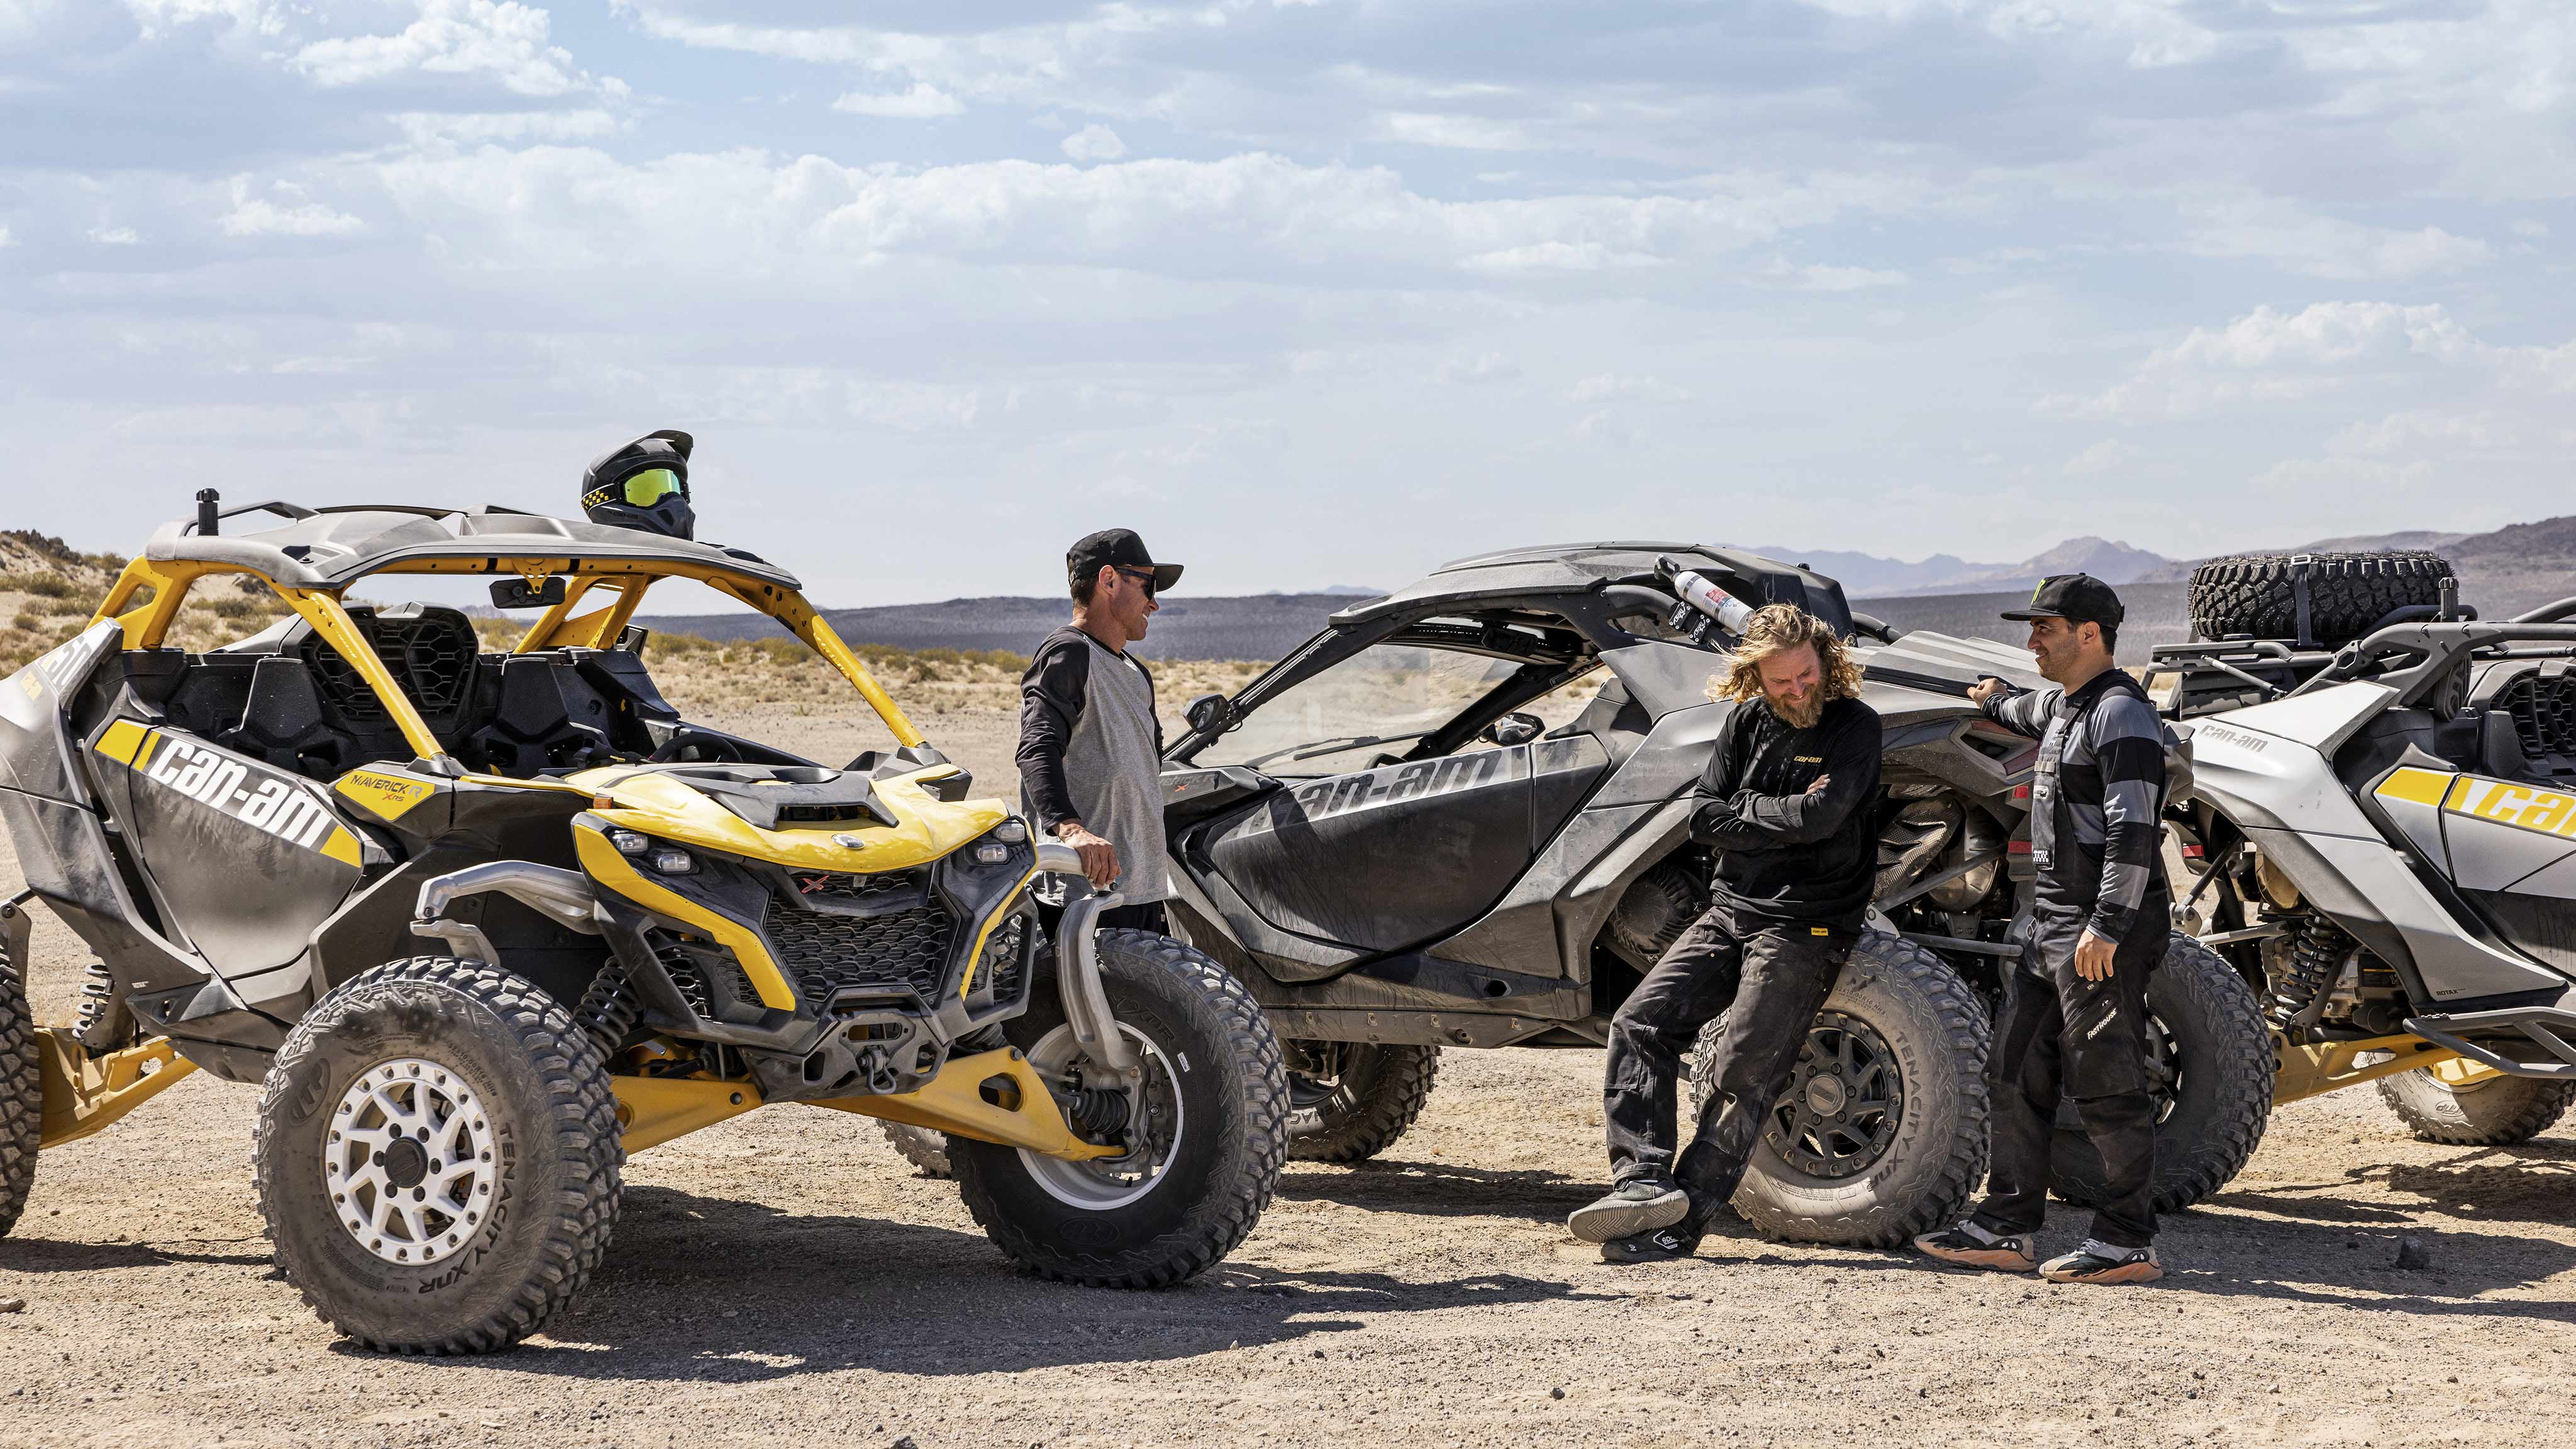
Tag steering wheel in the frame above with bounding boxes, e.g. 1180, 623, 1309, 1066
648, 728, 742, 764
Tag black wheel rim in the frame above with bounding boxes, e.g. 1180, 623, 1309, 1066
2143, 1012, 2180, 1127
1764, 1010, 1904, 1179
1287, 1043, 1357, 1126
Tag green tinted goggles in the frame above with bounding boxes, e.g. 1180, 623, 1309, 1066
622, 468, 686, 506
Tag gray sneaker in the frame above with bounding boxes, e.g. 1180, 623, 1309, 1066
1568, 1178, 1689, 1244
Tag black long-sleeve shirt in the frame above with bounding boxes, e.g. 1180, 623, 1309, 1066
1688, 695, 1882, 930
1980, 669, 2167, 943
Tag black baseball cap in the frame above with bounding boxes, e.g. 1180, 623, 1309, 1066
1068, 528, 1183, 593
2002, 573, 2124, 628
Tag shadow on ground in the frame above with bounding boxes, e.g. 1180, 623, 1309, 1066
1275, 1158, 1598, 1221
341, 1183, 1616, 1384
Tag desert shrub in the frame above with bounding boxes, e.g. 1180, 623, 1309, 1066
0, 572, 79, 600
11, 610, 38, 633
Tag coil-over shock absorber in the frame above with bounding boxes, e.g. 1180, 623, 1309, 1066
2268, 914, 2352, 1030
574, 962, 643, 1059
73, 962, 133, 1051
1063, 1085, 1131, 1142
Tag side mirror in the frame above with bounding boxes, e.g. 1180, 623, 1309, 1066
490, 576, 568, 609
1185, 692, 1238, 736
1480, 711, 1543, 747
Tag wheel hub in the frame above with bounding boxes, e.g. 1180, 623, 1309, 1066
323, 1058, 498, 1268
1765, 1010, 1904, 1181
379, 1136, 430, 1191
1018, 1023, 1185, 1211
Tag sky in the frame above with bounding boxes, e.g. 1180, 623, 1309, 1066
3, 1, 2572, 606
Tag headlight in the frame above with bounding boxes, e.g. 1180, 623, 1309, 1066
974, 841, 1011, 865
648, 848, 696, 875
609, 830, 651, 855
992, 818, 1028, 844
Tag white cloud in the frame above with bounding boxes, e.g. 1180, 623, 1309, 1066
1380, 112, 1531, 152
221, 180, 364, 238
1794, 264, 1908, 291
123, 0, 289, 38
89, 225, 142, 245
1459, 242, 1665, 275
362, 147, 1889, 291
2327, 409, 2516, 457
391, 109, 620, 146
1060, 125, 1126, 162
2180, 196, 2491, 281
833, 84, 964, 119
1436, 352, 1521, 385
1568, 374, 1690, 404
2062, 302, 2476, 418
2063, 439, 2129, 475
291, 0, 596, 98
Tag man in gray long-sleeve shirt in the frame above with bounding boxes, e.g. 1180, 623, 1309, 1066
1916, 574, 2174, 1286
1015, 528, 1180, 930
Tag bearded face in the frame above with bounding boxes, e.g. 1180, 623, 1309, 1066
1758, 643, 1826, 730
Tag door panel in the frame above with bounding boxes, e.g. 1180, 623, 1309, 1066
1206, 747, 1536, 954
90, 721, 369, 976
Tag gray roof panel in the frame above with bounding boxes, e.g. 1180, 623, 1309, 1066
142, 506, 802, 592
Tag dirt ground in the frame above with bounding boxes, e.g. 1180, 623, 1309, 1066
6, 706, 2576, 1448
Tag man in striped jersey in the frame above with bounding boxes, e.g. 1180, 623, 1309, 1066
1916, 574, 2174, 1285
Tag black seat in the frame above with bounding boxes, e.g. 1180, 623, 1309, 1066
228, 656, 347, 775
469, 655, 613, 775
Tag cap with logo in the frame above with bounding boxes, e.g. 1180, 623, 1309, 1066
1068, 528, 1184, 593
2001, 573, 2125, 629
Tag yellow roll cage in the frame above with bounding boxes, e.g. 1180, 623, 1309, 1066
87, 552, 926, 767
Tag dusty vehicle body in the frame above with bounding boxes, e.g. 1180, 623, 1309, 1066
1150, 542, 2282, 1245
0, 497, 1284, 1352
2154, 593, 2576, 1145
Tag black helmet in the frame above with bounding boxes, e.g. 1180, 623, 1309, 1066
580, 429, 695, 540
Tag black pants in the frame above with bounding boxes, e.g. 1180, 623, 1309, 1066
1972, 911, 2163, 1248
1604, 907, 1854, 1227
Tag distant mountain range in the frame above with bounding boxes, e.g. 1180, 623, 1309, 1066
1740, 537, 2172, 597
639, 516, 2576, 663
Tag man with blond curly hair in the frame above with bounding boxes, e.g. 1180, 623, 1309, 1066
1570, 604, 1882, 1262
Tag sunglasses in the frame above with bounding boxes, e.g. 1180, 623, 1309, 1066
1113, 565, 1160, 598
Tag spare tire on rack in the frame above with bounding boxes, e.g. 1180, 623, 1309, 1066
2187, 550, 2454, 647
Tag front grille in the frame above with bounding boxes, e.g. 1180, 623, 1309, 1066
784, 868, 926, 909
2500, 674, 2576, 758
764, 899, 958, 1010
657, 939, 763, 1018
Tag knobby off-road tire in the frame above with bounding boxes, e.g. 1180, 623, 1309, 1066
2050, 933, 2271, 1214
1284, 1042, 1440, 1163
2187, 550, 2453, 647
1689, 931, 1991, 1248
878, 1121, 953, 1179
2377, 1068, 2576, 1145
0, 935, 39, 1240
255, 957, 623, 1353
951, 929, 1289, 1289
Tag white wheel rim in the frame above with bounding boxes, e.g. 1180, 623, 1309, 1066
1016, 1023, 1185, 1211
323, 1057, 499, 1267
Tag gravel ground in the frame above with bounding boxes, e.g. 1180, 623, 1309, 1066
6, 710, 2576, 1446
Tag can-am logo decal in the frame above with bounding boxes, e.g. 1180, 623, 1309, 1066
2451, 777, 2576, 840
95, 721, 361, 866
1233, 751, 1509, 837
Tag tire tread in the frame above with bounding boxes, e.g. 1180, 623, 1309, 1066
253, 955, 623, 1354
953, 930, 1287, 1289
